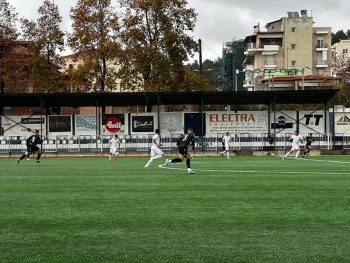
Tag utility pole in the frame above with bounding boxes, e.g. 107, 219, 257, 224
199, 39, 203, 78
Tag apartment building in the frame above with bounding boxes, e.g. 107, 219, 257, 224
243, 10, 332, 90
332, 39, 350, 57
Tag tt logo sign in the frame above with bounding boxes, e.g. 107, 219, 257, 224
304, 114, 323, 126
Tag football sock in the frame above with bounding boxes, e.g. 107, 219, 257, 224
20, 154, 26, 161
186, 158, 191, 168
145, 157, 154, 166
37, 154, 41, 160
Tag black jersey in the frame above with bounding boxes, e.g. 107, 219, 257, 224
179, 133, 195, 148
26, 134, 42, 147
305, 136, 313, 146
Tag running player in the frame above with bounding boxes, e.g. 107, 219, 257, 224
109, 134, 120, 161
303, 133, 313, 157
17, 129, 43, 164
162, 128, 195, 174
144, 129, 164, 168
220, 132, 231, 159
282, 130, 304, 160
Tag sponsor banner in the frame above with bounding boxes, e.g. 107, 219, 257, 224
21, 117, 44, 125
270, 111, 326, 135
102, 114, 126, 134
1, 115, 46, 136
299, 111, 325, 134
270, 111, 296, 134
159, 112, 183, 134
49, 116, 72, 133
334, 113, 350, 134
75, 115, 97, 135
131, 114, 155, 133
207, 111, 267, 134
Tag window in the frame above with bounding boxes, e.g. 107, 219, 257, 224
291, 27, 296, 32
343, 49, 348, 54
317, 39, 324, 48
291, 44, 296, 50
291, 60, 297, 67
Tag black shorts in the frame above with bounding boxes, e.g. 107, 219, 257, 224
27, 145, 40, 153
178, 146, 188, 156
306, 144, 312, 148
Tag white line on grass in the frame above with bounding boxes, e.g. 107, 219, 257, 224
159, 166, 350, 175
276, 155, 350, 164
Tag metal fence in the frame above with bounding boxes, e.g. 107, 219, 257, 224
1, 133, 350, 155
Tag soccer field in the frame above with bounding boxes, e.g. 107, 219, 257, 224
1, 156, 350, 263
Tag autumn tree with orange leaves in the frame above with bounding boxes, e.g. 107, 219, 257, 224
119, 0, 204, 91
69, 0, 121, 92
0, 0, 23, 93
21, 0, 66, 92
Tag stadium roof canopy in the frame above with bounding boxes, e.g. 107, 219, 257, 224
0, 90, 338, 108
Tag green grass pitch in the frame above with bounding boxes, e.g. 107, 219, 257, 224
1, 155, 350, 263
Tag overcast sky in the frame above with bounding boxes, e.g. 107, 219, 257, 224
7, 0, 350, 61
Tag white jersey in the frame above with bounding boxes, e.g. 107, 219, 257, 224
290, 134, 303, 150
152, 134, 160, 147
151, 133, 163, 157
291, 135, 303, 145
222, 135, 231, 146
109, 137, 120, 148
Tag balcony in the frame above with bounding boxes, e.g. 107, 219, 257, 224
316, 43, 328, 51
244, 43, 264, 56
316, 60, 328, 68
265, 60, 277, 69
262, 45, 279, 55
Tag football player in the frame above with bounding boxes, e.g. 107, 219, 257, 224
162, 128, 195, 174
17, 129, 43, 164
282, 130, 304, 160
144, 129, 164, 168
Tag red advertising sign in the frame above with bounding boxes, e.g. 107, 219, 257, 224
104, 117, 122, 133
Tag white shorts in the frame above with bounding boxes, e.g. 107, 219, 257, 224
110, 147, 119, 155
224, 145, 230, 151
291, 144, 300, 151
151, 146, 164, 157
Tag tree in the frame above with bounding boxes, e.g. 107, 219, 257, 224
347, 29, 350, 39
331, 49, 350, 84
21, 0, 65, 92
0, 1, 20, 93
178, 69, 209, 92
0, 42, 32, 93
69, 0, 121, 92
0, 0, 19, 41
119, 0, 198, 91
331, 30, 348, 45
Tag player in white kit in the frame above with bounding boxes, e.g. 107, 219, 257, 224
283, 131, 304, 160
220, 132, 231, 159
109, 134, 120, 161
144, 129, 164, 168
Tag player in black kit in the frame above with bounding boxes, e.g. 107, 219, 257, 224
162, 128, 195, 174
303, 133, 313, 157
17, 129, 43, 164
